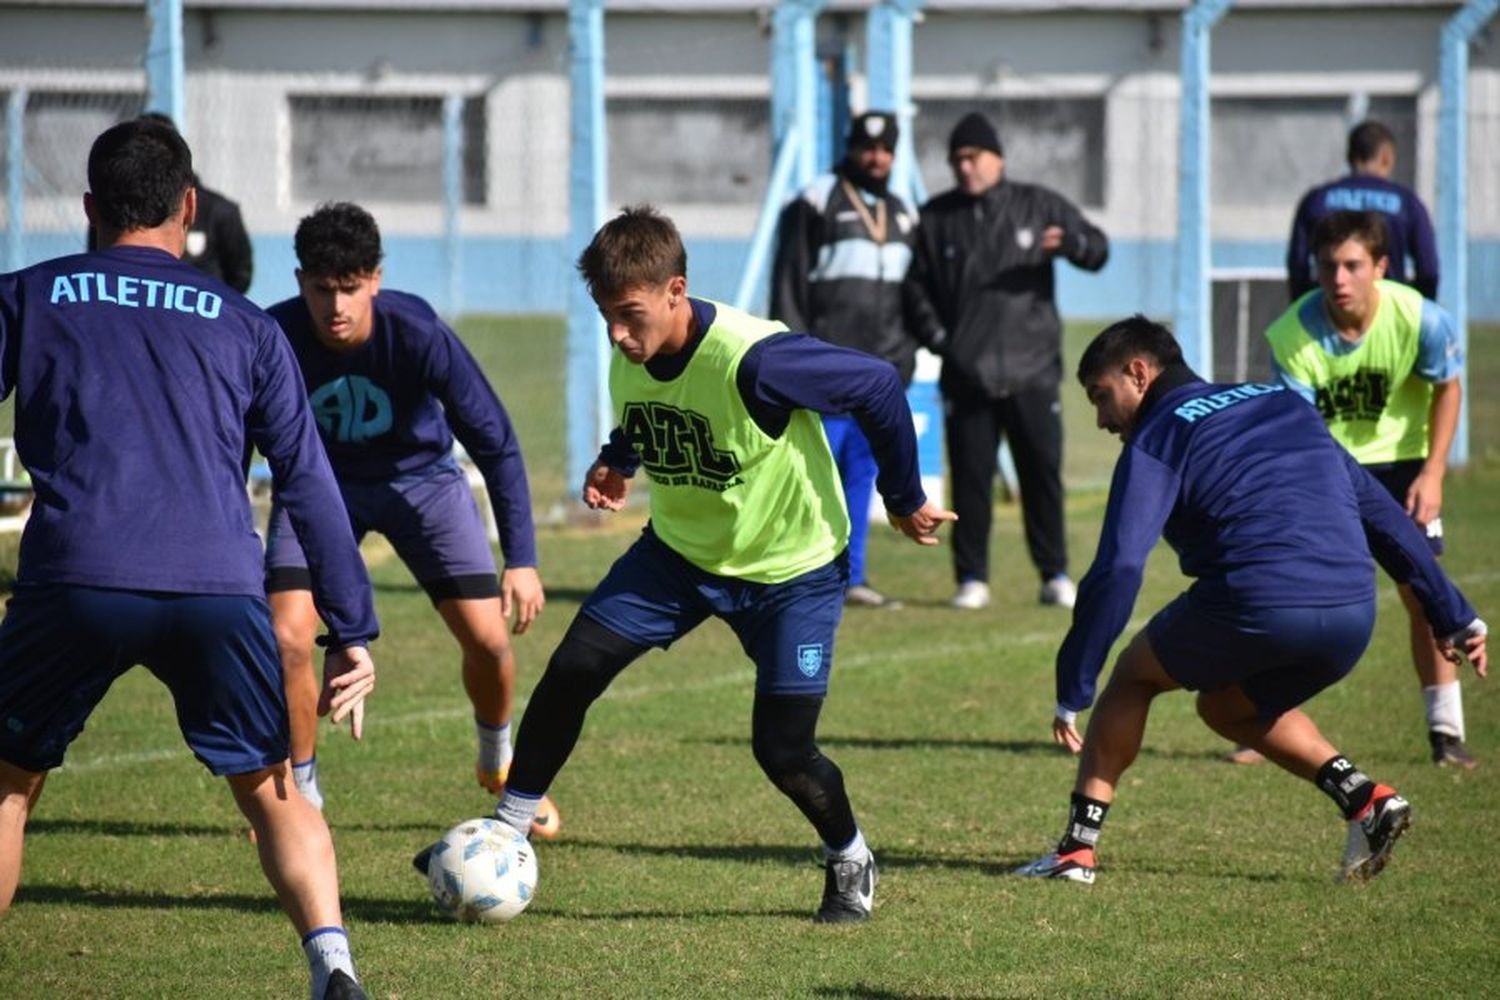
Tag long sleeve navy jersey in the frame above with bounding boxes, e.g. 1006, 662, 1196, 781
1286, 173, 1439, 300
0, 247, 377, 647
598, 298, 926, 518
1056, 367, 1474, 712
267, 291, 537, 568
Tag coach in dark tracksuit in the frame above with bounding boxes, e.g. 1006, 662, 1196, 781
771, 110, 923, 608
904, 111, 1108, 611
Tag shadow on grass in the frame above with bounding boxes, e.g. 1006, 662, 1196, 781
26, 818, 236, 838
690, 734, 1225, 763
555, 837, 1019, 877
19, 884, 439, 924
814, 988, 1026, 1000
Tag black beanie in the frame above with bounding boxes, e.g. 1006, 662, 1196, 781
848, 111, 899, 151
948, 112, 1003, 157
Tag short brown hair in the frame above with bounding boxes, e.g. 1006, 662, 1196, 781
576, 204, 687, 300
1312, 210, 1389, 263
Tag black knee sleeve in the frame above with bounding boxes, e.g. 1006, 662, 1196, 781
751, 693, 857, 848
507, 614, 645, 795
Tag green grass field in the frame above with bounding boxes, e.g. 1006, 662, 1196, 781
0, 320, 1497, 998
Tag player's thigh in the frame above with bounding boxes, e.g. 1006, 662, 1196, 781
143, 594, 288, 776
381, 463, 501, 605
436, 595, 510, 658
0, 584, 158, 772
726, 552, 849, 697
267, 586, 320, 654
579, 530, 711, 650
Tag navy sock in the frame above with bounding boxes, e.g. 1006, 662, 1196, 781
1315, 754, 1376, 820
1058, 792, 1109, 854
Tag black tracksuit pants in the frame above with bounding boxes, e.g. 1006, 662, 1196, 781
943, 384, 1068, 586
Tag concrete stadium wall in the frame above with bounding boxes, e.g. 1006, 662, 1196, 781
2, 2, 1497, 320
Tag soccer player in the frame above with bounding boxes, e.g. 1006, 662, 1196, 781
1013, 316, 1486, 885
435, 205, 955, 922
263, 202, 557, 834
0, 119, 377, 1000
1266, 210, 1474, 768
1286, 120, 1438, 301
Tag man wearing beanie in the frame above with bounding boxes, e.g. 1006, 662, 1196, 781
905, 110, 1109, 611
772, 110, 927, 609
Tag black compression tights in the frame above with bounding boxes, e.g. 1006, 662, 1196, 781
751, 693, 858, 849
507, 614, 857, 848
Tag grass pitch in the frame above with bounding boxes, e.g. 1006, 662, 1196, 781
0, 320, 1496, 998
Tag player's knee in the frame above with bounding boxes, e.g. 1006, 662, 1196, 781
538, 636, 618, 705
751, 728, 819, 781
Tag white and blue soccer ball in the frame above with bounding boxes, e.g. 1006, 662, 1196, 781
426, 818, 538, 923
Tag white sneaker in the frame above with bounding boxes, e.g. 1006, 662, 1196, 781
1039, 575, 1077, 609
1013, 847, 1096, 885
951, 580, 991, 610
1339, 786, 1411, 883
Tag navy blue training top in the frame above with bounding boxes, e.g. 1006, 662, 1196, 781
598, 298, 926, 517
268, 291, 537, 568
1287, 174, 1439, 300
1056, 366, 1474, 712
0, 246, 377, 647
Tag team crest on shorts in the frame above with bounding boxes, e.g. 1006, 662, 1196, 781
796, 643, 824, 678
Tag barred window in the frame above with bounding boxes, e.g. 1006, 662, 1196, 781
290, 94, 487, 205
913, 97, 1106, 208
607, 97, 770, 205
1211, 96, 1418, 208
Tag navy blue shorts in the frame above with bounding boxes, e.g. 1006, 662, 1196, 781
265, 456, 498, 604
0, 583, 288, 775
581, 528, 850, 696
1147, 590, 1377, 719
1365, 459, 1444, 556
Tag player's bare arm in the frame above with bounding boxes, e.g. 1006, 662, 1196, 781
501, 566, 545, 635
1407, 377, 1460, 525
888, 501, 957, 546
320, 644, 376, 741
582, 460, 629, 511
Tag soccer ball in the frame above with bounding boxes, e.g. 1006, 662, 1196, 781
426, 818, 538, 923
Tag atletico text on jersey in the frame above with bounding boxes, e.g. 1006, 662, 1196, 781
0, 246, 376, 643
1265, 280, 1462, 465
1054, 369, 1474, 714
267, 289, 537, 568
1286, 174, 1440, 299
608, 299, 851, 584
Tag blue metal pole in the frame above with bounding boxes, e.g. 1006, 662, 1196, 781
144, 0, 185, 128
734, 130, 802, 310
1437, 0, 1497, 467
866, 0, 926, 209
442, 95, 464, 319
566, 0, 609, 497
1174, 0, 1232, 376
5, 89, 25, 273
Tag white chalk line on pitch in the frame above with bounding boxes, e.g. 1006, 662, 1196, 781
52, 565, 1500, 775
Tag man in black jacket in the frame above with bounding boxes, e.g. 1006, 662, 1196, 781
905, 111, 1108, 611
772, 111, 924, 608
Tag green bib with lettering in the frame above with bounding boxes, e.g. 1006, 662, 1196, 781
609, 300, 849, 583
1265, 280, 1430, 464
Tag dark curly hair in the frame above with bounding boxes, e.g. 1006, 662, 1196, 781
294, 202, 385, 277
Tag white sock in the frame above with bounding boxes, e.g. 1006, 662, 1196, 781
292, 757, 323, 812
302, 926, 356, 1000
476, 718, 513, 776
1424, 681, 1465, 740
825, 827, 869, 864
495, 789, 541, 834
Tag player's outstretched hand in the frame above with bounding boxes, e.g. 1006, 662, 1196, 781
320, 644, 376, 741
888, 501, 957, 546
502, 566, 545, 635
1052, 716, 1083, 754
582, 461, 629, 512
1440, 617, 1489, 679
